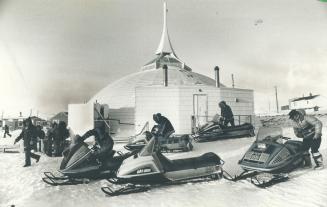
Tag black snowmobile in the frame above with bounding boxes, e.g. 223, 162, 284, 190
42, 140, 136, 186
101, 136, 224, 196
224, 127, 305, 188
193, 121, 255, 142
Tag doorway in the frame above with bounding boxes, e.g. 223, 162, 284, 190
193, 94, 208, 127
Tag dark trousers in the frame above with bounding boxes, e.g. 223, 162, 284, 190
3, 132, 11, 138
224, 118, 235, 127
302, 138, 321, 153
54, 140, 63, 156
38, 140, 42, 152
25, 147, 40, 165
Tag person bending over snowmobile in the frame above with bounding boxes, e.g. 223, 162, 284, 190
77, 121, 114, 163
289, 109, 323, 169
219, 101, 235, 127
14, 118, 41, 167
153, 113, 175, 139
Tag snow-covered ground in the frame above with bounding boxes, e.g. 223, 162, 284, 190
0, 127, 326, 207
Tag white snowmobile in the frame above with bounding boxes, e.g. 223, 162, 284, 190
101, 136, 224, 196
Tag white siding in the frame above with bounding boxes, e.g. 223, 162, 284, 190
135, 86, 180, 133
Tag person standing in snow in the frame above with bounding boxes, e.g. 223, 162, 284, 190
45, 122, 57, 156
14, 118, 41, 167
53, 121, 69, 157
3, 124, 12, 138
36, 125, 45, 152
219, 101, 235, 127
289, 109, 324, 169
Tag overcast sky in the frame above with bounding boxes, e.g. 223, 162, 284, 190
1, 0, 327, 117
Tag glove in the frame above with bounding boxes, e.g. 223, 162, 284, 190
313, 133, 322, 140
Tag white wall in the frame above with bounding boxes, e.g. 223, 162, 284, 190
68, 103, 94, 136
219, 87, 255, 124
178, 86, 221, 133
135, 86, 180, 133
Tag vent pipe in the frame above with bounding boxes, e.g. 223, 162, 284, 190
163, 64, 168, 87
214, 66, 220, 88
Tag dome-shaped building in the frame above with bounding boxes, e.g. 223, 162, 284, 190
69, 2, 254, 138
90, 65, 223, 109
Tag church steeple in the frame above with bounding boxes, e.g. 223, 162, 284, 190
142, 2, 191, 71
155, 2, 177, 57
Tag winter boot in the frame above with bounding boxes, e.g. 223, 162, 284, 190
313, 153, 324, 170
303, 152, 312, 168
36, 155, 41, 163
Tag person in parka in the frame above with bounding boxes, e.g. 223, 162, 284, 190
153, 113, 175, 138
77, 121, 114, 163
3, 124, 12, 138
14, 118, 40, 167
45, 122, 57, 156
289, 109, 323, 169
219, 101, 235, 127
53, 121, 70, 157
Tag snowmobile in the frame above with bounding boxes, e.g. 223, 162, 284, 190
193, 121, 255, 142
124, 131, 152, 152
101, 136, 224, 196
124, 126, 193, 152
224, 126, 305, 188
42, 140, 136, 186
159, 134, 193, 152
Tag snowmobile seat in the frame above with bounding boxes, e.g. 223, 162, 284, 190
198, 122, 222, 133
155, 152, 221, 172
222, 123, 254, 132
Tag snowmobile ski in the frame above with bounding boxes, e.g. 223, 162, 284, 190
249, 173, 289, 188
42, 172, 89, 186
102, 174, 222, 196
101, 184, 150, 196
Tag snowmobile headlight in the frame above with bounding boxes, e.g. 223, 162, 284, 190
257, 143, 266, 150
136, 168, 152, 174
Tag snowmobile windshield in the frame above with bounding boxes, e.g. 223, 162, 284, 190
139, 137, 156, 156
256, 127, 283, 142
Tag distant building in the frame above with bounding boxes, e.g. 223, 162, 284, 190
281, 93, 327, 113
2, 113, 25, 130
1, 115, 47, 130
30, 116, 47, 126
49, 112, 68, 124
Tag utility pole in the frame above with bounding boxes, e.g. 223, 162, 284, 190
275, 86, 279, 113
231, 74, 235, 88
1, 110, 3, 128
